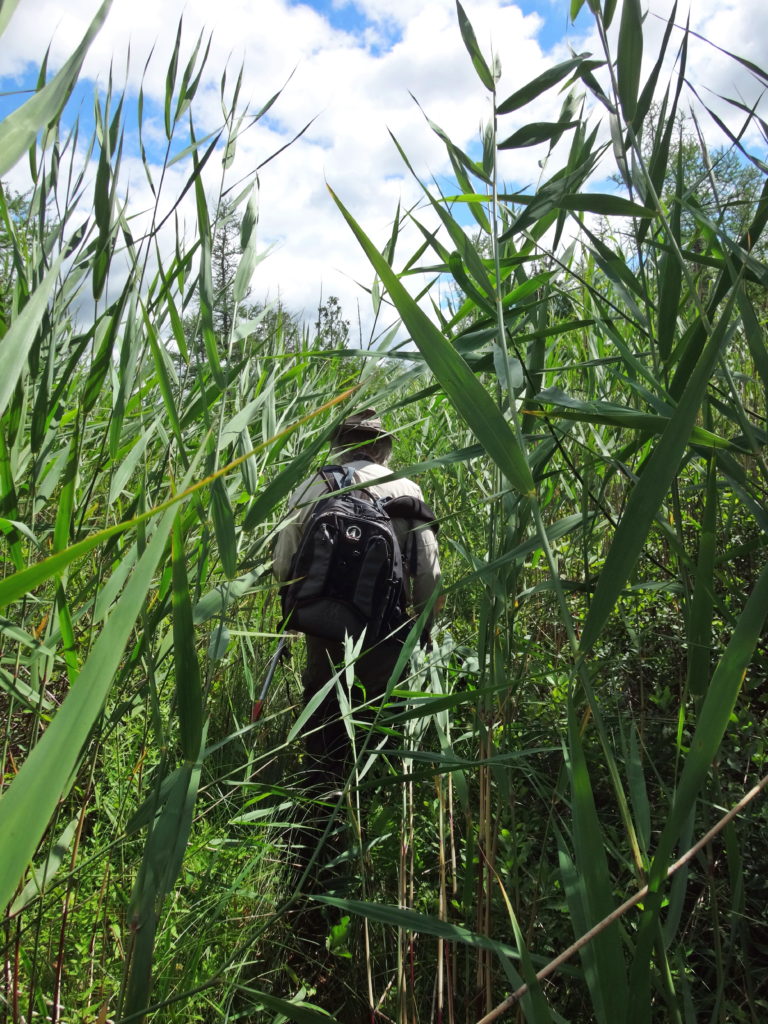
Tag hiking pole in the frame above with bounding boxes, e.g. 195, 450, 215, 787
251, 635, 288, 723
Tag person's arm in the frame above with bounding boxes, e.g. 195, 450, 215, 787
411, 523, 443, 617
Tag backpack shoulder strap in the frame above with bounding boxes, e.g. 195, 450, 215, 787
318, 464, 356, 494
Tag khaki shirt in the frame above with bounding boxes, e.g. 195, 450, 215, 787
272, 456, 441, 614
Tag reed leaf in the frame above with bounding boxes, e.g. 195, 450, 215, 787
329, 188, 534, 496
0, 252, 64, 421
0, 498, 180, 911
566, 703, 628, 1022
686, 456, 717, 698
455, 0, 495, 92
122, 755, 203, 1019
171, 514, 203, 760
8, 817, 79, 917
580, 291, 739, 653
616, 0, 643, 121
318, 896, 541, 964
0, 0, 111, 176
240, 992, 335, 1023
532, 389, 739, 449
0, 0, 21, 37
497, 55, 589, 115
498, 122, 580, 150
210, 475, 237, 580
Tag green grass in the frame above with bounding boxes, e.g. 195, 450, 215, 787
1, 1, 768, 1022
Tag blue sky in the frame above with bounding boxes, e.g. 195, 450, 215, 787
302, 0, 591, 52
0, 0, 765, 332
302, 0, 391, 46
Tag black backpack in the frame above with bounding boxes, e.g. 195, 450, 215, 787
280, 464, 438, 643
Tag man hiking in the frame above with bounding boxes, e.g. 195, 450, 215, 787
272, 408, 442, 792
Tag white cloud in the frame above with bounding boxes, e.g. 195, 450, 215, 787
1, 0, 766, 337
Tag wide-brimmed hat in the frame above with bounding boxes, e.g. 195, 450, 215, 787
333, 408, 392, 441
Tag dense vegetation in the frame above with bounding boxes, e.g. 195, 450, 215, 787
2, 1, 767, 1022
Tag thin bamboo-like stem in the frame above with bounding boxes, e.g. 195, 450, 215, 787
475, 726, 494, 1017
476, 772, 768, 1024
408, 769, 416, 1024
437, 776, 445, 1023
397, 761, 408, 1024
447, 766, 457, 1024
349, 748, 377, 1018
50, 780, 92, 1024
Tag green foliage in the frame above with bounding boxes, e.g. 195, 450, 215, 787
315, 295, 350, 350
2, 1, 768, 1023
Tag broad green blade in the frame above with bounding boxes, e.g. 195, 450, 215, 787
0, 0, 112, 176
627, 725, 651, 855
566, 703, 628, 1022
533, 388, 737, 449
122, 756, 203, 1017
246, 992, 335, 1023
617, 0, 643, 121
497, 55, 589, 115
172, 515, 203, 759
737, 286, 768, 398
210, 476, 237, 579
580, 291, 738, 653
317, 896, 539, 964
0, 499, 178, 910
82, 311, 120, 412
455, 0, 495, 91
656, 146, 683, 363
233, 183, 260, 305
686, 457, 717, 698
560, 193, 655, 217
52, 420, 78, 554
8, 817, 78, 917
192, 134, 225, 388
498, 121, 579, 149
329, 187, 534, 496
0, 252, 64, 421
146, 310, 185, 452
192, 570, 260, 624
0, 0, 21, 36
633, 3, 677, 131
163, 19, 182, 140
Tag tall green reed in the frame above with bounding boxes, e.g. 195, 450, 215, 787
324, 1, 768, 1021
0, 7, 362, 1022
3, 0, 768, 1021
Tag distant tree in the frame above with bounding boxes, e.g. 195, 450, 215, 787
182, 202, 352, 364
248, 298, 302, 352
666, 139, 761, 252
619, 109, 764, 251
314, 294, 350, 349
211, 200, 245, 340
182, 199, 255, 368
598, 110, 767, 322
